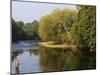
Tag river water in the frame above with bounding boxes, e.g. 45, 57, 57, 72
11, 41, 96, 74
11, 41, 42, 74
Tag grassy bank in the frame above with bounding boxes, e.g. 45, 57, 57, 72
38, 41, 76, 48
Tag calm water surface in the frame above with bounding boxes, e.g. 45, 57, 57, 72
11, 41, 96, 74
12, 41, 42, 74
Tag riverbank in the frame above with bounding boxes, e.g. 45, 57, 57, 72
38, 41, 77, 48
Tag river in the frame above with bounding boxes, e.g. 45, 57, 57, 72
11, 40, 96, 74
11, 40, 42, 74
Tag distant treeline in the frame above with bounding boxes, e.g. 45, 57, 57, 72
12, 19, 40, 42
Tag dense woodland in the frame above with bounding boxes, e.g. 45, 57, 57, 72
12, 19, 40, 41
12, 5, 96, 57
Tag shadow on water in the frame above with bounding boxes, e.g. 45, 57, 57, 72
39, 47, 96, 72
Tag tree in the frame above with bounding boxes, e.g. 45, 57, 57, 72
24, 20, 39, 40
71, 5, 96, 52
12, 19, 26, 42
39, 15, 54, 41
12, 19, 19, 42
39, 8, 77, 42
12, 19, 22, 42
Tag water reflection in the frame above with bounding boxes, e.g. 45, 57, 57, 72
39, 47, 80, 72
12, 41, 96, 74
39, 47, 96, 72
29, 49, 39, 56
11, 49, 42, 74
12, 50, 23, 62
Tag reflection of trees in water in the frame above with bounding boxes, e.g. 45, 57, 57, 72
78, 50, 96, 69
12, 49, 23, 74
12, 49, 23, 62
39, 47, 80, 71
39, 47, 95, 72
29, 49, 39, 56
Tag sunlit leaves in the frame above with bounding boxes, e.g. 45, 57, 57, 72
39, 8, 77, 42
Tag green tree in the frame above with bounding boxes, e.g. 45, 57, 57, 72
12, 19, 19, 42
12, 19, 27, 42
39, 8, 77, 42
24, 20, 39, 40
39, 15, 54, 41
71, 6, 96, 52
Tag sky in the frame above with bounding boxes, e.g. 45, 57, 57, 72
12, 1, 77, 23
